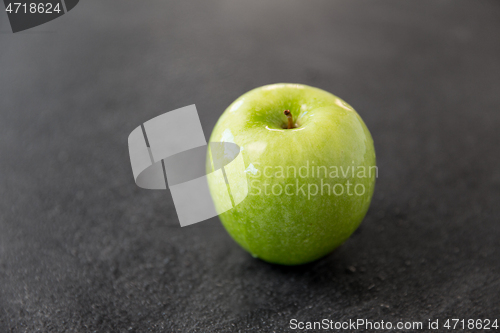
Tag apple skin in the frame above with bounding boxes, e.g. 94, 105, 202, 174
207, 83, 376, 265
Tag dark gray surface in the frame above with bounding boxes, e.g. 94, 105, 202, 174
1, 0, 500, 332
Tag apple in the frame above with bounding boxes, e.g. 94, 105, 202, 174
207, 83, 376, 265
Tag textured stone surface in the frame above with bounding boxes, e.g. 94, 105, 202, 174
0, 0, 499, 332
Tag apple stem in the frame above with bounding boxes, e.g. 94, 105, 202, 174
284, 110, 294, 129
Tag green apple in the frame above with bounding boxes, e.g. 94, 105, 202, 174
207, 83, 376, 265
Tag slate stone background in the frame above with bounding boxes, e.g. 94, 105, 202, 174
1, 0, 499, 332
